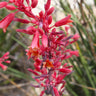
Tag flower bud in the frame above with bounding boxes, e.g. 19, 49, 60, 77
48, 15, 52, 24
47, 7, 54, 16
55, 15, 73, 27
6, 5, 16, 10
9, 0, 15, 3
31, 0, 38, 8
45, 0, 51, 11
14, 18, 30, 23
0, 2, 8, 8
42, 34, 48, 48
39, 11, 44, 19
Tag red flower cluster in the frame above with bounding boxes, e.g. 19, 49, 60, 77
0, 52, 10, 71
0, 0, 79, 95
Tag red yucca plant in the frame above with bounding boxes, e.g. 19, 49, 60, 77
0, 0, 79, 95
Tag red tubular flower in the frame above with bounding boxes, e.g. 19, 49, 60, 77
0, 52, 11, 71
54, 15, 73, 27
16, 29, 32, 35
59, 68, 72, 73
0, 63, 7, 71
38, 28, 44, 35
30, 31, 39, 49
26, 26, 36, 32
17, 26, 36, 35
39, 11, 44, 19
53, 87, 60, 96
70, 34, 80, 44
42, 34, 48, 48
0, 13, 15, 32
28, 68, 40, 76
0, 2, 8, 8
26, 31, 40, 59
31, 0, 38, 8
70, 50, 79, 57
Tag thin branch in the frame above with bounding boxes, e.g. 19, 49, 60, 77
0, 82, 31, 90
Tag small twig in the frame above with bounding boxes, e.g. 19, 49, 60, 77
0, 82, 31, 90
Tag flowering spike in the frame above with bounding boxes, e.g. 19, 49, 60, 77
0, 2, 8, 8
0, 13, 15, 32
0, 0, 79, 95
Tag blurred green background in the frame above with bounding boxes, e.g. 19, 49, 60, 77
0, 0, 96, 96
